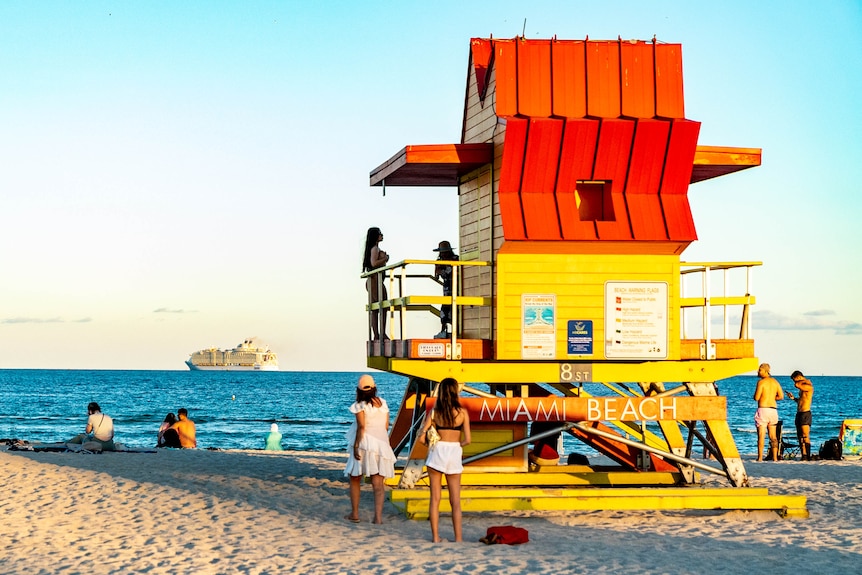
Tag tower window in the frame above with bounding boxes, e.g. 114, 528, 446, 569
575, 181, 615, 221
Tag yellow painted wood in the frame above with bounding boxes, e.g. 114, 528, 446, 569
463, 422, 528, 470
706, 420, 741, 459
386, 471, 683, 487
496, 252, 681, 361
388, 487, 807, 519
392, 485, 769, 501
680, 339, 755, 360
392, 295, 493, 307
384, 470, 686, 488
370, 357, 760, 386
680, 261, 763, 270
680, 296, 756, 307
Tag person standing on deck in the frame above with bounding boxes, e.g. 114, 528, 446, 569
362, 227, 390, 341
753, 363, 783, 461
786, 371, 814, 460
433, 240, 459, 339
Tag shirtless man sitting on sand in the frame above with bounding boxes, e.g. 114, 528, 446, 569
173, 408, 197, 448
786, 371, 814, 460
753, 363, 783, 462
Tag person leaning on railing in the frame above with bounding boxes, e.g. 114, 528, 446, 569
362, 227, 390, 340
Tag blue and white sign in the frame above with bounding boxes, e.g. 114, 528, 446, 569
567, 320, 593, 355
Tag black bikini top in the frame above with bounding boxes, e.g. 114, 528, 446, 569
434, 416, 463, 431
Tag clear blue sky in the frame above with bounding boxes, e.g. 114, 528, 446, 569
1, 1, 860, 375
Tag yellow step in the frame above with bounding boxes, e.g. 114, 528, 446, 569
388, 486, 807, 520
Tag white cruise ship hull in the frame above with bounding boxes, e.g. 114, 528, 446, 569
185, 361, 279, 372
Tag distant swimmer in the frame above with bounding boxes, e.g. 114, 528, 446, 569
264, 423, 283, 451
753, 363, 783, 461
786, 371, 814, 460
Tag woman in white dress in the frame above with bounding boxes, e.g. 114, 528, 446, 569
345, 374, 396, 524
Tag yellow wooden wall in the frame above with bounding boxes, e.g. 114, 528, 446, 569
495, 249, 682, 361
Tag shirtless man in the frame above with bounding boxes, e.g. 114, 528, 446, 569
753, 363, 783, 461
786, 370, 814, 460
172, 408, 197, 448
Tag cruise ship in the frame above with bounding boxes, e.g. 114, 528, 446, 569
185, 338, 279, 371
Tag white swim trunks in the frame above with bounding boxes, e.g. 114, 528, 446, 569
754, 407, 779, 428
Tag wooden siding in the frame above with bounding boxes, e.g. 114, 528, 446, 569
459, 51, 500, 340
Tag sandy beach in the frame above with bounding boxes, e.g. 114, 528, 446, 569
0, 448, 859, 575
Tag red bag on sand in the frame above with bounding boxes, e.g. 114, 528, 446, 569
480, 525, 529, 545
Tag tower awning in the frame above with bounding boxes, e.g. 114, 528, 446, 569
369, 144, 493, 187
691, 146, 761, 183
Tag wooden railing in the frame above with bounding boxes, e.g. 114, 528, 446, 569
679, 261, 761, 359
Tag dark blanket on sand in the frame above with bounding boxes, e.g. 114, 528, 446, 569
2, 439, 156, 453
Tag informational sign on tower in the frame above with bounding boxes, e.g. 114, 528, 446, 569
604, 282, 668, 359
521, 293, 556, 359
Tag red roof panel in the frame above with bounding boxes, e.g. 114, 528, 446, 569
521, 118, 563, 239
626, 119, 671, 239
592, 119, 634, 239
620, 41, 656, 119
470, 38, 494, 102
499, 117, 529, 239
586, 42, 621, 119
551, 40, 587, 118
517, 39, 552, 117
655, 43, 685, 119
660, 119, 700, 240
556, 118, 600, 240
495, 39, 518, 117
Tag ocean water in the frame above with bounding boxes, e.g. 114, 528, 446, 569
0, 370, 858, 458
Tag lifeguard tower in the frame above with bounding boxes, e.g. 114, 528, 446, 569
365, 36, 806, 518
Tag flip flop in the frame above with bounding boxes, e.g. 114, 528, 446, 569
344, 515, 360, 523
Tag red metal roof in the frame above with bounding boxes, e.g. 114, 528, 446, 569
369, 37, 761, 245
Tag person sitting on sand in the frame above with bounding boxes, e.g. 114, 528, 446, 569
171, 408, 197, 448
157, 412, 177, 447
68, 402, 116, 451
264, 423, 283, 451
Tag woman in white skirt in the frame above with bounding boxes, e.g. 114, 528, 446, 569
345, 374, 396, 524
419, 377, 472, 542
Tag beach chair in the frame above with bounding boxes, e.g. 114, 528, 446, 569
776, 420, 799, 461
840, 419, 862, 460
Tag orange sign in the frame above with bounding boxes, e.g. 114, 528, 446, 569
428, 396, 725, 422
